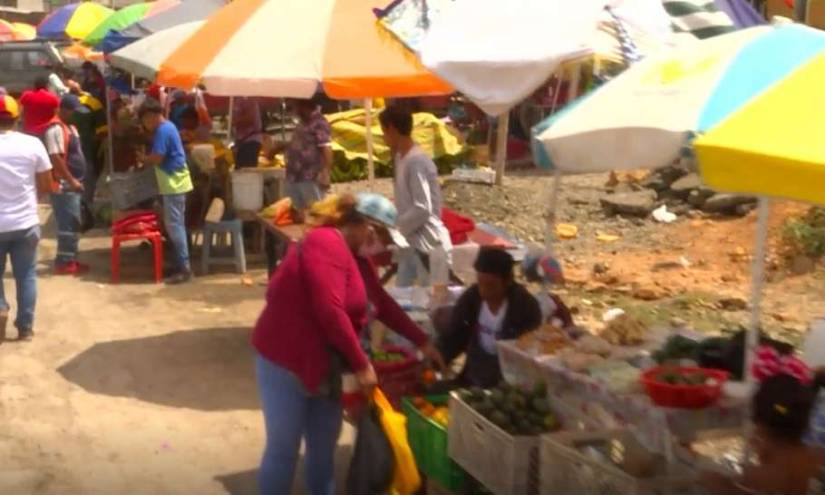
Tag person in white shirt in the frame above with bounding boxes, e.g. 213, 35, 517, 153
378, 104, 453, 287
0, 95, 54, 343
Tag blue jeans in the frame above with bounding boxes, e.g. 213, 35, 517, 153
0, 226, 40, 330
256, 354, 342, 495
162, 193, 190, 272
51, 191, 81, 265
285, 180, 323, 211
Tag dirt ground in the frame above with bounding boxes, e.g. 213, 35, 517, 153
2, 171, 822, 494
0, 205, 355, 495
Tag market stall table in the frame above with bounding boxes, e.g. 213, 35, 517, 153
255, 215, 309, 275
497, 340, 748, 462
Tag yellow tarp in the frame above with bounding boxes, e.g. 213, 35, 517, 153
326, 108, 466, 165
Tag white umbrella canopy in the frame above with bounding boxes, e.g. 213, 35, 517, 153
109, 21, 204, 81
419, 0, 607, 116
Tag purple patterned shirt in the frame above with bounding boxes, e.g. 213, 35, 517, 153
286, 110, 332, 182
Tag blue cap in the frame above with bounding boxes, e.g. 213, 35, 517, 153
60, 94, 90, 114
355, 193, 408, 248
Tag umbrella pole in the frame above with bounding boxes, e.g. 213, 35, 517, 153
105, 83, 114, 176
227, 96, 234, 145
744, 197, 771, 444
364, 98, 375, 188
545, 167, 562, 255
494, 112, 509, 186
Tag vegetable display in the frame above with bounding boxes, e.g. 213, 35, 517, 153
458, 382, 560, 436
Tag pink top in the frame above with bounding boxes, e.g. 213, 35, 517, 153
252, 226, 428, 393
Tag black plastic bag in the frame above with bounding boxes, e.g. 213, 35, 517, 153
346, 406, 394, 495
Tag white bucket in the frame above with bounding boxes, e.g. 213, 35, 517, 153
231, 171, 264, 212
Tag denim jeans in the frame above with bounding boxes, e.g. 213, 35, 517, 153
285, 180, 323, 211
162, 193, 190, 272
256, 354, 342, 495
0, 226, 40, 330
51, 190, 81, 265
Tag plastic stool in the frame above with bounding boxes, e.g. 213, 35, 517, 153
112, 230, 163, 284
201, 219, 246, 274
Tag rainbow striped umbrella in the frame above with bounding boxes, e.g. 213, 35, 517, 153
11, 22, 36, 40
84, 0, 179, 46
0, 20, 30, 41
38, 2, 113, 40
156, 0, 451, 98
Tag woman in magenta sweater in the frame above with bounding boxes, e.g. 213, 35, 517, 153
252, 193, 443, 495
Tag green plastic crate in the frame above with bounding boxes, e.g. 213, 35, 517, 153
402, 395, 466, 492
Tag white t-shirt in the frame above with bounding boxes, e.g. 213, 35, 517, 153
0, 131, 52, 233
478, 301, 508, 355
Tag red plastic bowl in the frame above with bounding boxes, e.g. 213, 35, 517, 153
641, 366, 729, 409
372, 345, 421, 408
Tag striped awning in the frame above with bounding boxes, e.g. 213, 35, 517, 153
662, 0, 737, 39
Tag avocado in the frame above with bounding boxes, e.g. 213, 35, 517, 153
489, 389, 505, 406
508, 392, 527, 410
474, 398, 494, 417
543, 414, 559, 432
468, 387, 485, 401
490, 411, 509, 429
533, 381, 548, 399
531, 398, 551, 415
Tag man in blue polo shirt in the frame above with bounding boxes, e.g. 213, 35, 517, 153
138, 98, 194, 284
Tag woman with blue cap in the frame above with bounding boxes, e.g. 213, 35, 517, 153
251, 192, 444, 495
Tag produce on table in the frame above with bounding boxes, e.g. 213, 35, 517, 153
458, 382, 560, 436
371, 350, 407, 362
653, 334, 700, 364
557, 348, 605, 372
516, 323, 571, 355
574, 335, 612, 356
587, 360, 642, 393
658, 368, 711, 386
411, 396, 450, 427
600, 314, 647, 346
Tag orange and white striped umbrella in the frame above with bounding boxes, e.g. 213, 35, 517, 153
157, 0, 451, 98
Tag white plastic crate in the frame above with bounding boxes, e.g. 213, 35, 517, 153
497, 340, 545, 389
231, 170, 264, 211
540, 430, 700, 495
448, 393, 540, 495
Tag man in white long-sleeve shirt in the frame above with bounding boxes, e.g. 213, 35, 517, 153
379, 104, 453, 287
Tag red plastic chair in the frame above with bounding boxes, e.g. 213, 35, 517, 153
111, 211, 164, 284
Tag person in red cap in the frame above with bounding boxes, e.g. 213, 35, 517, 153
19, 76, 59, 136
0, 95, 53, 342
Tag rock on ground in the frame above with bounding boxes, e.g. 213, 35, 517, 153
703, 194, 757, 214
600, 190, 657, 217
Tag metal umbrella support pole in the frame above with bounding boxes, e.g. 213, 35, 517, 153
364, 98, 375, 189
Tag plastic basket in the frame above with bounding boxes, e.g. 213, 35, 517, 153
109, 167, 158, 210
641, 367, 728, 409
231, 170, 264, 211
497, 340, 545, 389
448, 392, 541, 495
402, 395, 466, 491
373, 345, 422, 408
540, 430, 700, 495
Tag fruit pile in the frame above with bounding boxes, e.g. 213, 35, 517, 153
411, 397, 450, 427
458, 382, 559, 436
371, 350, 407, 363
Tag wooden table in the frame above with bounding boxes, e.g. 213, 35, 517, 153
256, 215, 309, 275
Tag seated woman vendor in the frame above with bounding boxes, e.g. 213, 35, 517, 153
436, 247, 542, 389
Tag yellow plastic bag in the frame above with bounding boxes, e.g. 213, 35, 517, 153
373, 388, 421, 495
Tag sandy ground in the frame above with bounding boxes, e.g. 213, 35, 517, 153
0, 205, 353, 495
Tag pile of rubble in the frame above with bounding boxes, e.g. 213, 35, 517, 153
600, 165, 756, 218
